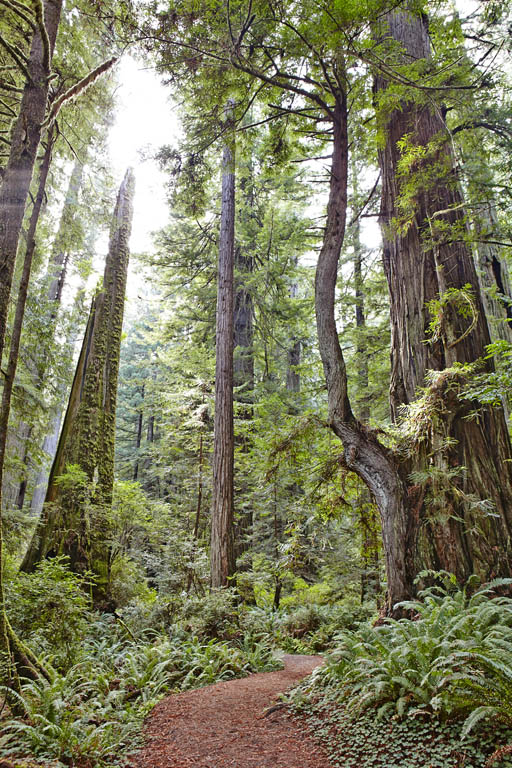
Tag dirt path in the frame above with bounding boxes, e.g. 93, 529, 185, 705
129, 654, 332, 768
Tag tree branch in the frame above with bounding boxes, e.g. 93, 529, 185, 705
0, 33, 31, 82
43, 56, 118, 127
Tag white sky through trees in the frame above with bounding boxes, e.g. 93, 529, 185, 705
108, 56, 178, 255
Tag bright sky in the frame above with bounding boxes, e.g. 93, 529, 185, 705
108, 55, 180, 254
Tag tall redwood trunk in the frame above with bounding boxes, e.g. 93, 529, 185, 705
211, 105, 236, 589
374, 6, 512, 582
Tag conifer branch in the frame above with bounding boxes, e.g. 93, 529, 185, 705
0, 81, 23, 93
43, 56, 118, 127
0, 98, 16, 116
0, 33, 31, 82
0, 0, 36, 30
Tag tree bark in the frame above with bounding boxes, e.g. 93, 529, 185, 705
374, 6, 512, 583
314, 90, 412, 611
211, 104, 236, 589
21, 169, 135, 607
0, 0, 62, 367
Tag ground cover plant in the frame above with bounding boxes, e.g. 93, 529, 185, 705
288, 573, 512, 768
1, 560, 281, 767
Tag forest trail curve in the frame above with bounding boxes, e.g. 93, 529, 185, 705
128, 653, 332, 768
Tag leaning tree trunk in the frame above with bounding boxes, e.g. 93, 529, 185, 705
314, 87, 412, 612
211, 103, 236, 589
374, 5, 512, 583
21, 169, 135, 608
9, 154, 84, 509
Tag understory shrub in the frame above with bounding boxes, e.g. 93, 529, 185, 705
6, 556, 94, 669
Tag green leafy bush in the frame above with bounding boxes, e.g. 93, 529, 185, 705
7, 556, 93, 669
287, 574, 512, 768
304, 575, 512, 719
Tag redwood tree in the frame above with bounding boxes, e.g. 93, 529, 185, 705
147, 0, 512, 611
374, 6, 512, 585
211, 104, 236, 589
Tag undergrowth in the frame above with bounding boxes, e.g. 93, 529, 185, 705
288, 573, 512, 768
1, 562, 281, 767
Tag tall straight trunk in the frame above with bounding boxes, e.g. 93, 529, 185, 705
133, 385, 144, 481
21, 170, 135, 605
374, 6, 512, 582
211, 104, 236, 589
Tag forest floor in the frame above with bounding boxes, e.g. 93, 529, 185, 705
128, 654, 332, 768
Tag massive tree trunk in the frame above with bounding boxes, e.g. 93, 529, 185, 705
374, 6, 512, 582
21, 169, 135, 607
211, 105, 236, 589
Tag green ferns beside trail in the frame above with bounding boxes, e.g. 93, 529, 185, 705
290, 574, 512, 768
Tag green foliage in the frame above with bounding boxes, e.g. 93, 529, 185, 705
462, 341, 512, 409
286, 575, 512, 767
291, 572, 512, 768
7, 556, 93, 669
0, 615, 280, 767
309, 576, 512, 720
294, 700, 512, 768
